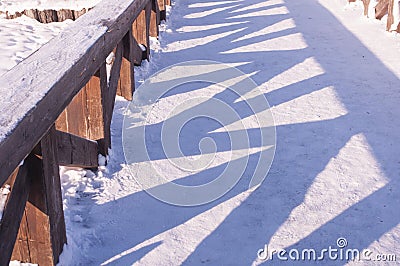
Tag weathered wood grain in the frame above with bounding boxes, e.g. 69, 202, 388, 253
56, 130, 99, 167
363, 0, 371, 16
376, 0, 389, 19
151, 0, 161, 37
12, 127, 66, 265
0, 158, 31, 265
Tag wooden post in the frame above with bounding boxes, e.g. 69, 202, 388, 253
387, 0, 400, 31
117, 27, 144, 101
375, 0, 389, 19
363, 0, 371, 16
10, 126, 67, 265
150, 0, 161, 37
132, 4, 151, 60
0, 167, 30, 265
158, 0, 167, 21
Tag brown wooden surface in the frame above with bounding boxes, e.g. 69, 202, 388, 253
57, 9, 75, 21
386, 0, 399, 31
0, 0, 150, 187
158, 0, 167, 20
133, 10, 148, 54
3, 8, 87, 22
102, 43, 123, 154
56, 74, 104, 141
39, 126, 67, 265
123, 31, 147, 65
145, 2, 152, 59
150, 0, 160, 37
375, 0, 389, 19
363, 0, 371, 16
0, 159, 31, 265
12, 127, 67, 265
56, 130, 99, 167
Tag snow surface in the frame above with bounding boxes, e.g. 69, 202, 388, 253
0, 15, 71, 76
0, 0, 399, 265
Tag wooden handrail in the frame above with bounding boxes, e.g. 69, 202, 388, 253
0, 0, 149, 188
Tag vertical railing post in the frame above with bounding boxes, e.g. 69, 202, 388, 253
10, 126, 66, 265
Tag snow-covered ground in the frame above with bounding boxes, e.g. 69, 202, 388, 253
0, 0, 399, 265
0, 16, 70, 76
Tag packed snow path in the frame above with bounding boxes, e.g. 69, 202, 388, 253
59, 0, 400, 265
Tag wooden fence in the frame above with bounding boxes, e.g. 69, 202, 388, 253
0, 0, 170, 265
350, 0, 400, 32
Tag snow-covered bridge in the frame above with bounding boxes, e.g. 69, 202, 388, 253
0, 0, 399, 265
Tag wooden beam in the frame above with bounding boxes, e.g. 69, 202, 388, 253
101, 43, 124, 154
56, 130, 99, 167
0, 162, 31, 266
150, 0, 161, 37
11, 126, 67, 265
387, 0, 400, 31
118, 33, 137, 100
363, 0, 371, 16
375, 0, 389, 19
55, 73, 105, 142
145, 1, 152, 59
0, 0, 150, 187
132, 4, 151, 60
122, 32, 145, 65
158, 0, 167, 21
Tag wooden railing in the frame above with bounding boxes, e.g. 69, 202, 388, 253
0, 0, 170, 264
351, 0, 400, 32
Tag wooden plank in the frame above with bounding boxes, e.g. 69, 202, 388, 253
387, 0, 395, 30
101, 43, 123, 154
150, 0, 161, 37
145, 2, 152, 60
133, 10, 148, 56
363, 0, 371, 16
39, 126, 66, 265
0, 158, 32, 265
73, 8, 87, 20
56, 9, 75, 21
57, 87, 88, 139
2, 169, 30, 263
86, 74, 105, 140
0, 0, 150, 187
123, 31, 147, 65
158, 0, 167, 21
387, 0, 399, 31
11, 210, 30, 263
55, 74, 104, 142
18, 126, 67, 265
56, 130, 98, 167
133, 5, 151, 60
376, 0, 389, 19
118, 33, 136, 100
